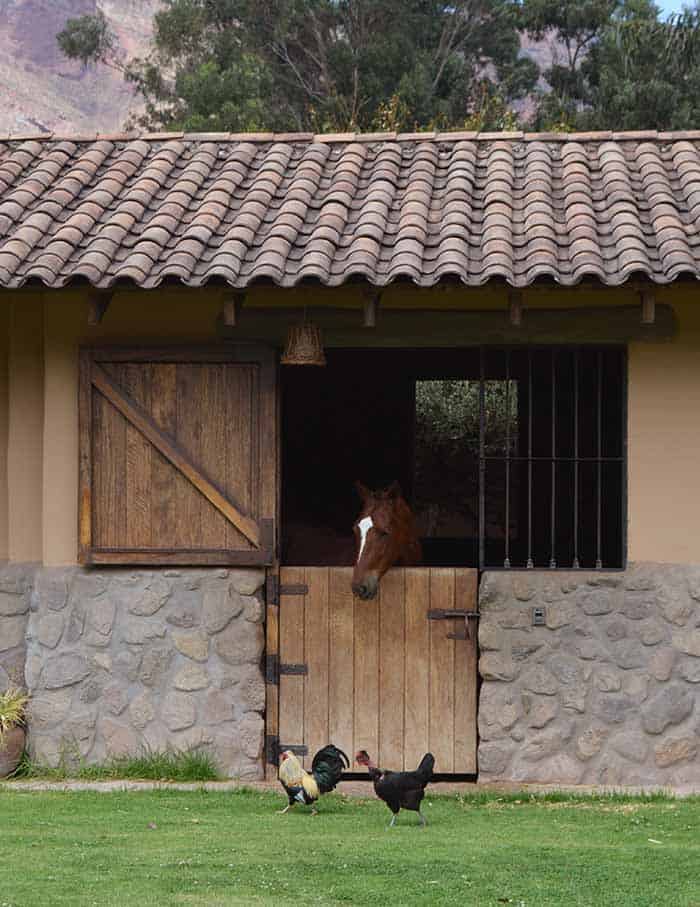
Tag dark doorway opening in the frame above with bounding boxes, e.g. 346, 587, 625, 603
281, 347, 626, 570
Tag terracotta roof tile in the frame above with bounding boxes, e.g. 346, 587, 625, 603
2, 131, 700, 288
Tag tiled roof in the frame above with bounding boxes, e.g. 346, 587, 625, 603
1, 130, 700, 290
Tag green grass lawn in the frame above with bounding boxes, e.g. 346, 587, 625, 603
1, 788, 698, 906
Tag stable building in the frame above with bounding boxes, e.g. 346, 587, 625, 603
0, 129, 698, 785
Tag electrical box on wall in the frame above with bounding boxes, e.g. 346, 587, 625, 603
532, 607, 546, 626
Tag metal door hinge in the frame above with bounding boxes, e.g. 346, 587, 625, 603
265, 654, 308, 685
266, 575, 308, 605
265, 735, 308, 766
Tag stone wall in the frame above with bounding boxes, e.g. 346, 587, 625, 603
478, 564, 700, 786
23, 566, 266, 779
0, 564, 33, 692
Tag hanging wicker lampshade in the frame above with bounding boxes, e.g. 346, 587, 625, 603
281, 320, 326, 366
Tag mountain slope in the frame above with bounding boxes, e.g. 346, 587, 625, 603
0, 0, 159, 135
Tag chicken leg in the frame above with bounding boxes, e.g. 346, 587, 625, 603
418, 811, 427, 827
278, 804, 293, 814
388, 813, 398, 828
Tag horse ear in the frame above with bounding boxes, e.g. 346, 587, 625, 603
355, 480, 372, 502
385, 481, 402, 499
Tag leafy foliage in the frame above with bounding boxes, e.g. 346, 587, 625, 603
521, 0, 700, 130
580, 3, 700, 130
56, 9, 118, 69
56, 0, 700, 132
0, 687, 28, 742
57, 0, 536, 132
414, 379, 517, 536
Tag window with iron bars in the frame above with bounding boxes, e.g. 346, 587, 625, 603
413, 347, 627, 570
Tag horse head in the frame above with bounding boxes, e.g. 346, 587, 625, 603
351, 480, 422, 600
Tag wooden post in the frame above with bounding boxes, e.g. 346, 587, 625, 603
640, 289, 656, 325
363, 290, 381, 327
509, 291, 523, 327
223, 292, 244, 327
87, 291, 113, 326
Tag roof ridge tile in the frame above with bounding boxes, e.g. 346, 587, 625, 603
3, 129, 700, 146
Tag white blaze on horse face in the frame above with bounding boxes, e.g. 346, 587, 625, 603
357, 516, 374, 563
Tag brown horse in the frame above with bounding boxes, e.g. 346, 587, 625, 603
351, 481, 422, 600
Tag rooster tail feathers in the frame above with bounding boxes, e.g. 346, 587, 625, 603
416, 752, 435, 782
311, 744, 350, 773
311, 744, 350, 793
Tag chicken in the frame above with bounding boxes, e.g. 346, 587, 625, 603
278, 744, 349, 815
356, 750, 435, 827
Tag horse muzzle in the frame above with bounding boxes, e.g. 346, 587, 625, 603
352, 576, 379, 600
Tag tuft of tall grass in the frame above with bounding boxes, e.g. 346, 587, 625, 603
12, 746, 221, 782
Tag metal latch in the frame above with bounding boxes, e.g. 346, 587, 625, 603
265, 654, 308, 685
265, 735, 308, 766
266, 575, 308, 605
427, 608, 480, 640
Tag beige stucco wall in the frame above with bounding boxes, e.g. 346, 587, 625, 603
41, 289, 222, 565
628, 290, 700, 563
7, 295, 43, 562
0, 305, 8, 562
0, 283, 699, 567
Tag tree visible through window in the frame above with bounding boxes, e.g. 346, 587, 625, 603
414, 378, 518, 541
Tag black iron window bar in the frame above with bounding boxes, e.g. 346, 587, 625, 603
477, 346, 626, 571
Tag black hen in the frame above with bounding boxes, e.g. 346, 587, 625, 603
356, 750, 434, 827
278, 744, 349, 814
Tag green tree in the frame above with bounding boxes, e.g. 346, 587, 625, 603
520, 0, 700, 131
57, 0, 538, 132
520, 0, 621, 127
581, 2, 700, 130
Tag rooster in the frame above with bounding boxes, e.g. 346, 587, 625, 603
278, 744, 349, 815
356, 750, 435, 827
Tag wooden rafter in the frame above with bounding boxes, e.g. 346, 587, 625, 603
509, 291, 523, 327
641, 289, 656, 325
222, 292, 245, 327
87, 291, 114, 325
363, 290, 381, 327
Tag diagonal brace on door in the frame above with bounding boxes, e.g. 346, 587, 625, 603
90, 362, 261, 546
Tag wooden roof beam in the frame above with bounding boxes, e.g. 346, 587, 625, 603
87, 291, 114, 326
509, 291, 523, 327
640, 289, 656, 324
222, 292, 245, 327
363, 289, 381, 327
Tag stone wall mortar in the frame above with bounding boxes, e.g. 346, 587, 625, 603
24, 566, 266, 779
478, 564, 700, 786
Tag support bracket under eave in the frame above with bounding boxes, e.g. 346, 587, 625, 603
640, 289, 656, 325
509, 290, 523, 327
87, 291, 114, 326
222, 292, 245, 327
363, 289, 381, 327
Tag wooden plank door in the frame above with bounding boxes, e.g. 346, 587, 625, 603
79, 346, 276, 565
270, 566, 478, 777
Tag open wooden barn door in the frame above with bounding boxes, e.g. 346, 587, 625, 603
266, 566, 478, 778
